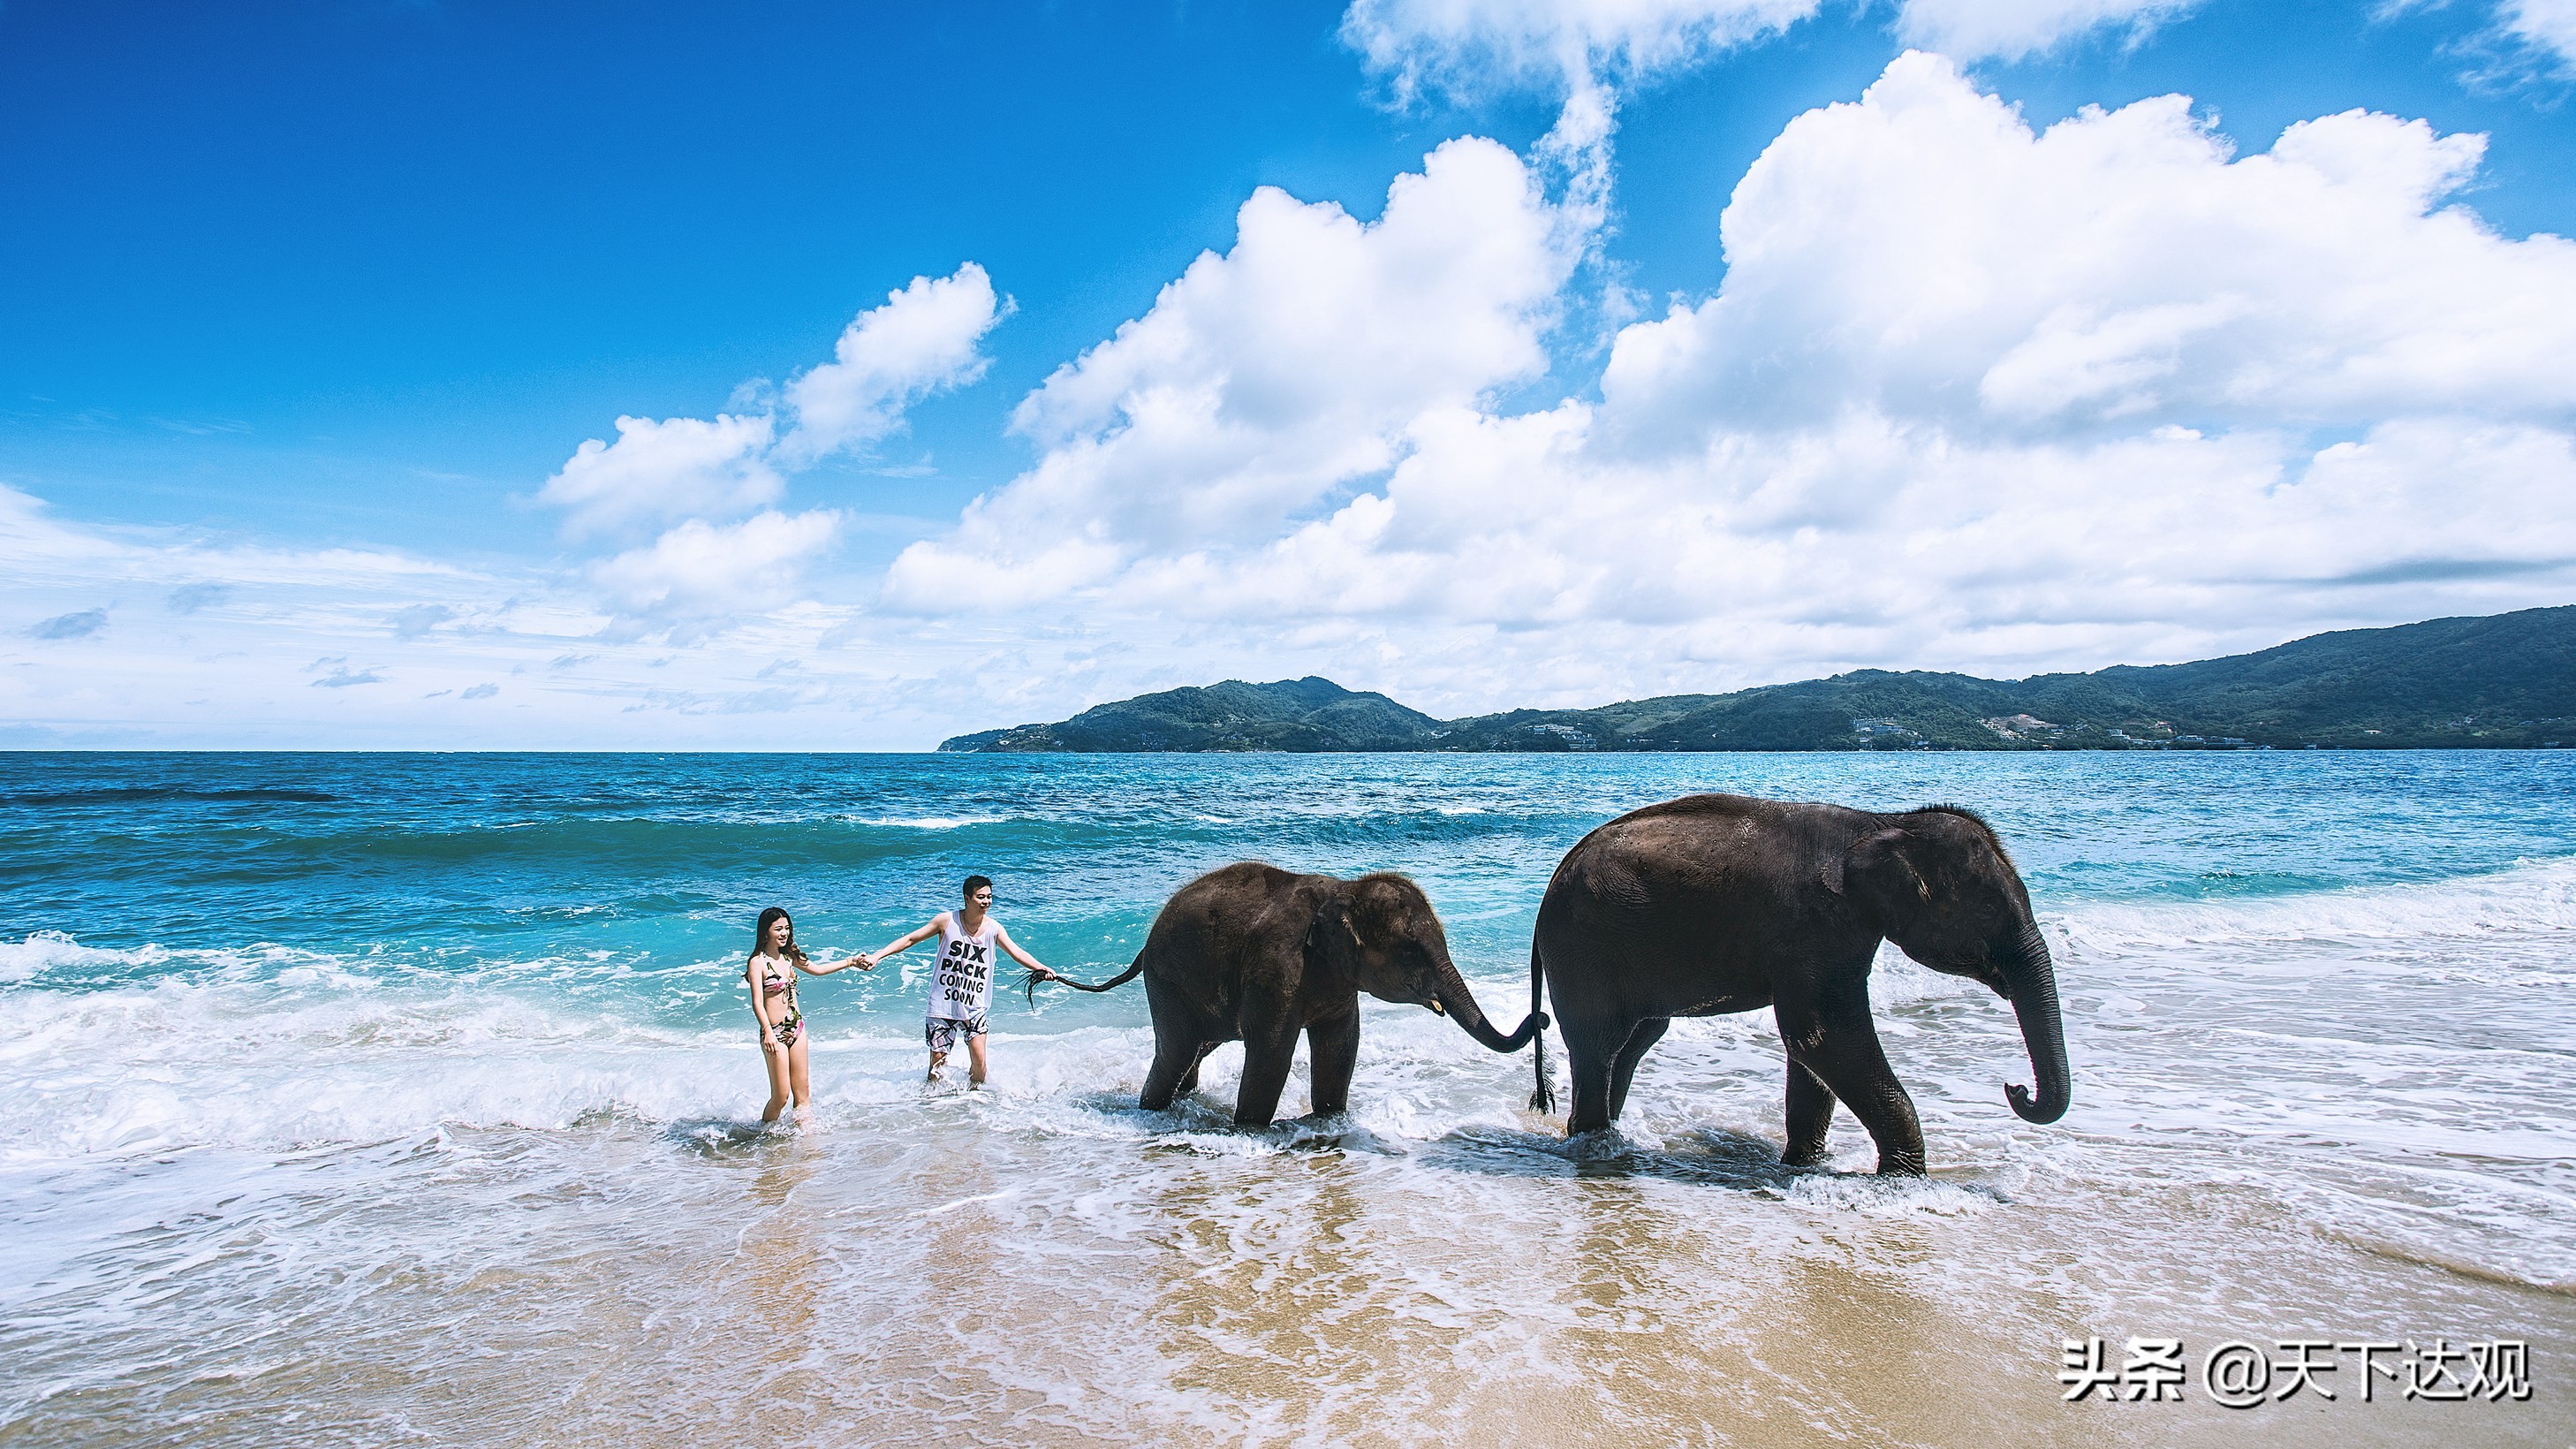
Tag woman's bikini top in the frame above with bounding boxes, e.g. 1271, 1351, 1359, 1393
753, 954, 798, 1000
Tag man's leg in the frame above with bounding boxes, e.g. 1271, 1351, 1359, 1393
966, 1033, 989, 1087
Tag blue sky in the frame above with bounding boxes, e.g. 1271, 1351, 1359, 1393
4, 0, 2573, 747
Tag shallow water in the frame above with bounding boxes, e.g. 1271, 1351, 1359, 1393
2, 751, 2570, 1444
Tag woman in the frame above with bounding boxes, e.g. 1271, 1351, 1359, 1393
746, 907, 872, 1123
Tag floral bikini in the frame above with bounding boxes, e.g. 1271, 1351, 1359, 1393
754, 954, 803, 1049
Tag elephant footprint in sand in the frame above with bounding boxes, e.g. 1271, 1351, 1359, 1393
1528, 793, 2072, 1174
1049, 861, 1545, 1127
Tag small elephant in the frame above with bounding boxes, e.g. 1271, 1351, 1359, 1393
1528, 793, 2070, 1173
1051, 861, 1544, 1126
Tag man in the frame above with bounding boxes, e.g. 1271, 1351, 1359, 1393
870, 875, 1060, 1085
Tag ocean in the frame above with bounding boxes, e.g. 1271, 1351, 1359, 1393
2, 750, 2570, 1445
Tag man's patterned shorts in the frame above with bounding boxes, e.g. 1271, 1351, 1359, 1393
925, 1014, 989, 1054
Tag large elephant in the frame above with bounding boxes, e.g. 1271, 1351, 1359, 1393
1527, 793, 2070, 1174
1050, 861, 1545, 1126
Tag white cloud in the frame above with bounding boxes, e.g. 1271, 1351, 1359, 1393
0, 483, 464, 591
1598, 54, 2574, 443
0, 483, 966, 748
533, 262, 1004, 631
1893, 0, 2198, 62
43, 251, 981, 737
875, 53, 2576, 717
1338, 0, 2203, 90
883, 137, 1579, 611
537, 413, 781, 542
776, 263, 1008, 466
1340, 0, 1822, 99
540, 264, 1004, 543
591, 510, 843, 631
16, 50, 2572, 747
2494, 0, 2576, 72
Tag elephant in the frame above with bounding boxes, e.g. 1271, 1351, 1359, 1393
1526, 793, 2070, 1174
1047, 861, 1546, 1126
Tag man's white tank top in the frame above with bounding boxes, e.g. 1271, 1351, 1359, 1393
928, 913, 999, 1022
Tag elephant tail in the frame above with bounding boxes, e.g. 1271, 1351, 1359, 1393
1527, 940, 1556, 1115
1028, 955, 1144, 1004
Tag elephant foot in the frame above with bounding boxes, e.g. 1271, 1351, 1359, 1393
1782, 1142, 1830, 1169
1873, 1152, 1928, 1177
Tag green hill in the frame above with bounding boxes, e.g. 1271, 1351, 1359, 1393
938, 677, 1445, 753
937, 606, 2576, 753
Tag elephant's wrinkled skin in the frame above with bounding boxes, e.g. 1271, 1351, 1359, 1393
1528, 793, 2070, 1174
1062, 862, 1543, 1126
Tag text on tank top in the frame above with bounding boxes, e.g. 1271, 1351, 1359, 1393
928, 913, 999, 1021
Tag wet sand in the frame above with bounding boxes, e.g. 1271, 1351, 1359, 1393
5, 1020, 2565, 1447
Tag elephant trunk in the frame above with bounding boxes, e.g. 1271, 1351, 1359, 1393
2001, 923, 2072, 1124
1431, 951, 1544, 1053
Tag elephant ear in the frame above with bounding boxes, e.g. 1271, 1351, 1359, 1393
1301, 888, 1361, 985
1840, 826, 1930, 934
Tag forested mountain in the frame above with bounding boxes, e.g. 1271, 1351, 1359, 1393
937, 607, 2576, 752
938, 678, 1446, 754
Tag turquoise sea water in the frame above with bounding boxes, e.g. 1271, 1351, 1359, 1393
4, 751, 2572, 1444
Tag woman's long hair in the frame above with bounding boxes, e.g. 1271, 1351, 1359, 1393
751, 907, 810, 966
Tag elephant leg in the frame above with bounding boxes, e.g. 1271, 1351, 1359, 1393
1783, 1058, 1836, 1166
1607, 1017, 1671, 1121
1174, 1041, 1216, 1098
1563, 1018, 1630, 1135
1232, 1024, 1302, 1127
1307, 1012, 1360, 1118
1140, 979, 1211, 1112
1778, 995, 1926, 1175
1140, 1037, 1201, 1112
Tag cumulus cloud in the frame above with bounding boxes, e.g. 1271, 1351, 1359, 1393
876, 53, 2576, 709
538, 413, 782, 542
1597, 55, 2572, 443
1893, 0, 2198, 62
591, 509, 842, 633
536, 263, 1004, 633
775, 263, 1008, 466
539, 264, 1003, 543
883, 138, 1577, 611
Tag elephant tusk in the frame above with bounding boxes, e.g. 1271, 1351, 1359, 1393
1428, 998, 1447, 1016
